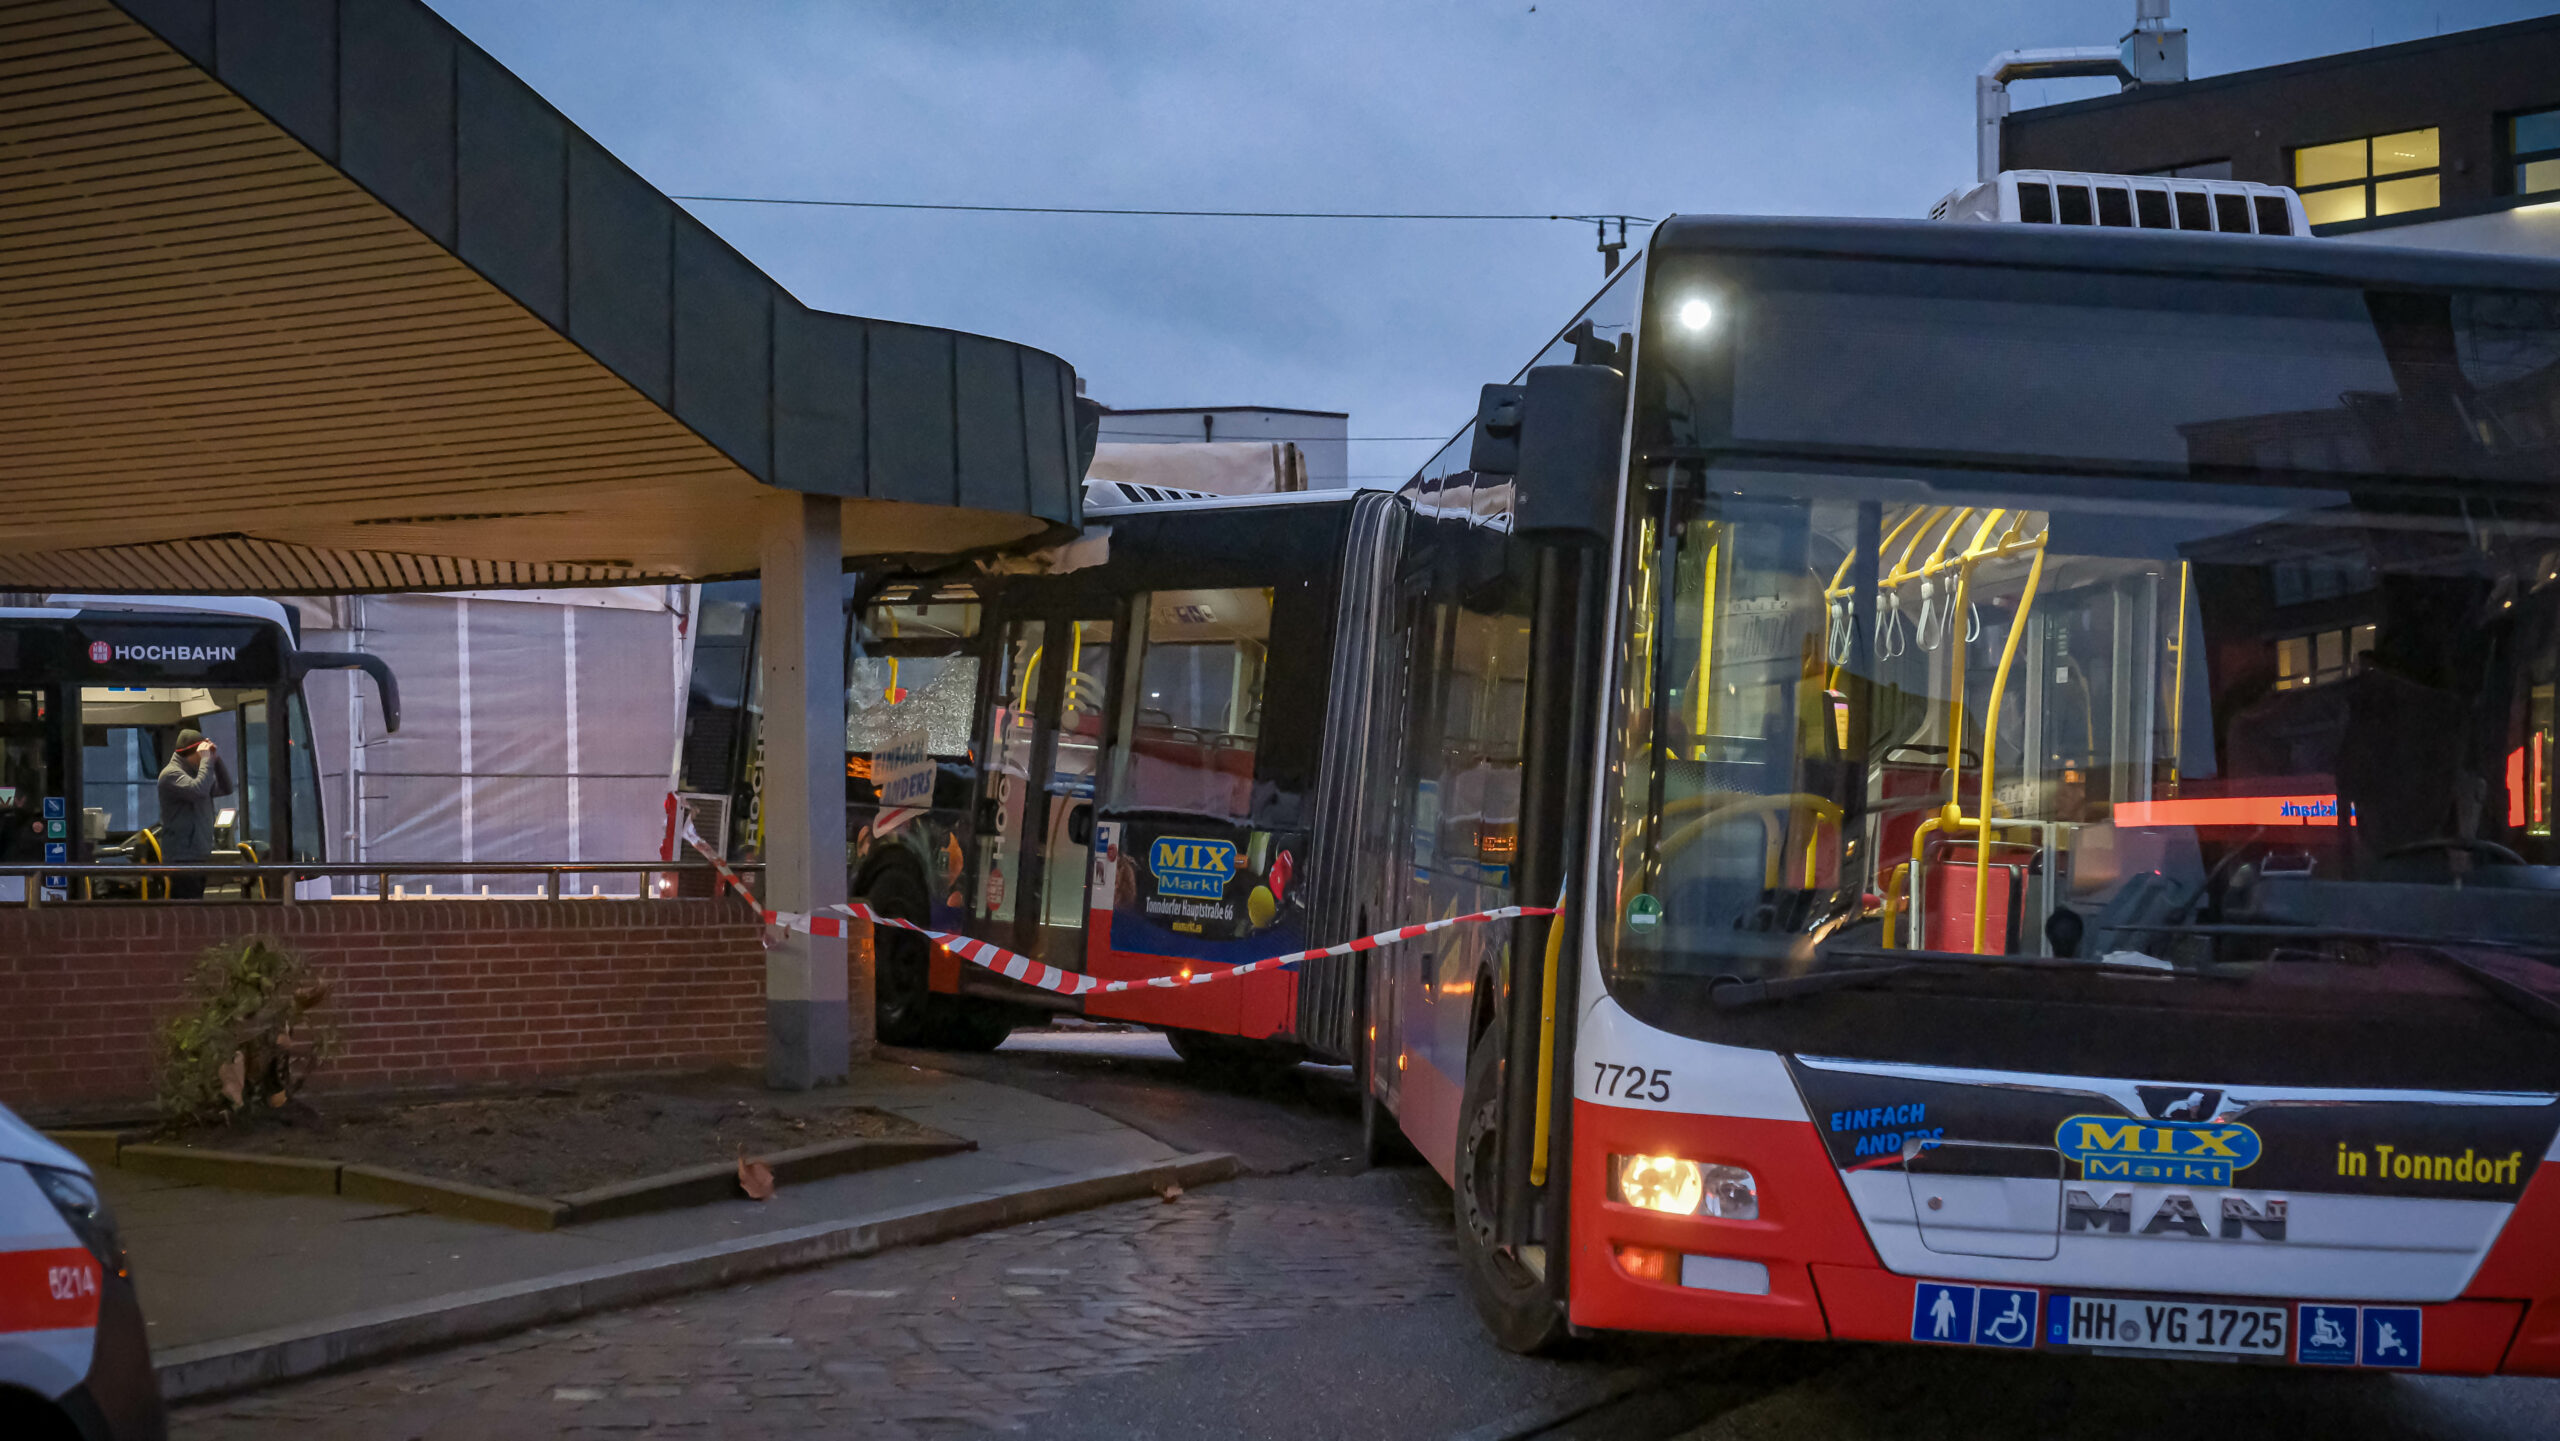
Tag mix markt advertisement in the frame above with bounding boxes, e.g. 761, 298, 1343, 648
1095, 817, 1309, 965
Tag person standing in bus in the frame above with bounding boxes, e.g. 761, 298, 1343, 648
156, 727, 233, 900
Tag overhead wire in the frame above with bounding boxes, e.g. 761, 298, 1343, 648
1097, 433, 1454, 442
670, 194, 1655, 224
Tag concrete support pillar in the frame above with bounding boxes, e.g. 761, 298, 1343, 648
758, 491, 851, 1087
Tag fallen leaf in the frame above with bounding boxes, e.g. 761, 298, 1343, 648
1158, 1182, 1183, 1203
737, 1151, 775, 1201
267, 1091, 288, 1108
218, 1051, 246, 1108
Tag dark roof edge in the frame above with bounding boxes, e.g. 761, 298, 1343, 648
106, 0, 1082, 523
1651, 212, 2560, 289
1101, 406, 1352, 419
2005, 12, 2560, 126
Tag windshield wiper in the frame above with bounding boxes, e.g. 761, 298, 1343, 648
1709, 949, 2184, 1011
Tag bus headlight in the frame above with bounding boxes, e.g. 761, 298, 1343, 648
1612, 1153, 1758, 1219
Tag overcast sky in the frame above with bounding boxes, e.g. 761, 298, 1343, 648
426, 0, 2557, 485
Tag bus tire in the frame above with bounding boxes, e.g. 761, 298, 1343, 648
1360, 1075, 1416, 1168
1356, 982, 1416, 1167
932, 1000, 1020, 1052
1165, 1029, 1306, 1079
1456, 1034, 1569, 1354
859, 862, 938, 1047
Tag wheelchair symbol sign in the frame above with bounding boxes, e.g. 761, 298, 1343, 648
1976, 1287, 2038, 1348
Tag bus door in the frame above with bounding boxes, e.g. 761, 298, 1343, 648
1085, 586, 1314, 1037
973, 605, 1120, 963
0, 682, 66, 901
76, 685, 280, 883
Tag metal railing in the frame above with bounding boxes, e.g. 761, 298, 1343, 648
0, 860, 763, 907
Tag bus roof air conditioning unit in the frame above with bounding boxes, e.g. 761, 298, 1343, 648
1082, 479, 1223, 511
1932, 170, 2311, 239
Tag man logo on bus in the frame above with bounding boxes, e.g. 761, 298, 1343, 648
88, 640, 112, 664
2056, 1115, 2263, 1187
1149, 837, 1238, 899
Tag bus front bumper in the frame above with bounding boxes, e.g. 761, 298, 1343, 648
1566, 1098, 2560, 1376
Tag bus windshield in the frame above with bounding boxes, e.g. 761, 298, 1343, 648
1604, 246, 2560, 1076
848, 589, 982, 760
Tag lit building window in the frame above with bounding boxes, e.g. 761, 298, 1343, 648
2274, 624, 2376, 691
2511, 107, 2560, 197
2291, 129, 2440, 227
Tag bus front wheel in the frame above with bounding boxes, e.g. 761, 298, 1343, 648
1456, 1035, 1569, 1354
860, 863, 940, 1047
932, 1001, 1020, 1052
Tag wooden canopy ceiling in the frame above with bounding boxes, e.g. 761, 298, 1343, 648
0, 0, 1085, 592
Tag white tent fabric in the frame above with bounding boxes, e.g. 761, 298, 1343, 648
1083, 441, 1306, 495
291, 588, 689, 895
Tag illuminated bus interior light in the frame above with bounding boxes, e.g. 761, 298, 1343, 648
2112, 795, 2346, 827
1676, 297, 1715, 332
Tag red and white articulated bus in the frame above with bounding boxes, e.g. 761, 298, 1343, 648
702, 209, 2560, 1375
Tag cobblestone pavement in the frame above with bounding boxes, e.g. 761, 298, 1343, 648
171, 1172, 1459, 1440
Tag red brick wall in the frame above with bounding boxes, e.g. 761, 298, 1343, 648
0, 899, 767, 1120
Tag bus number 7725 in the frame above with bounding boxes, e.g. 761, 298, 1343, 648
1591, 1063, 1672, 1104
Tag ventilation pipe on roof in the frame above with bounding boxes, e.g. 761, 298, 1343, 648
1976, 48, 2129, 182
1975, 3, 2188, 182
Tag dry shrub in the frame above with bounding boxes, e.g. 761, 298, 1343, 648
153, 936, 335, 1128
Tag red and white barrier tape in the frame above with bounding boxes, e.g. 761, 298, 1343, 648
683, 824, 1553, 998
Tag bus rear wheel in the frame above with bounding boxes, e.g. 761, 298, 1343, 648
1165, 1029, 1306, 1080
1456, 1035, 1569, 1354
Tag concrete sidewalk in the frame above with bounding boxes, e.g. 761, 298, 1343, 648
100, 1060, 1193, 1357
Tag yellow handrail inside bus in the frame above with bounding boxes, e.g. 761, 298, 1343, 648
135, 828, 165, 900
1690, 532, 1720, 743
1973, 541, 2050, 954
1939, 511, 2011, 800
1907, 803, 2039, 948
1529, 882, 1568, 1188
2169, 559, 2191, 795
1656, 793, 1843, 862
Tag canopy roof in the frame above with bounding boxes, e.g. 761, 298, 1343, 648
1, 0, 1086, 592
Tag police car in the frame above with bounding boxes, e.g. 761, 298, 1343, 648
0, 1106, 162, 1440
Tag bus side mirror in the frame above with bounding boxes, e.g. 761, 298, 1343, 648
292, 651, 402, 733
1513, 364, 1626, 541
